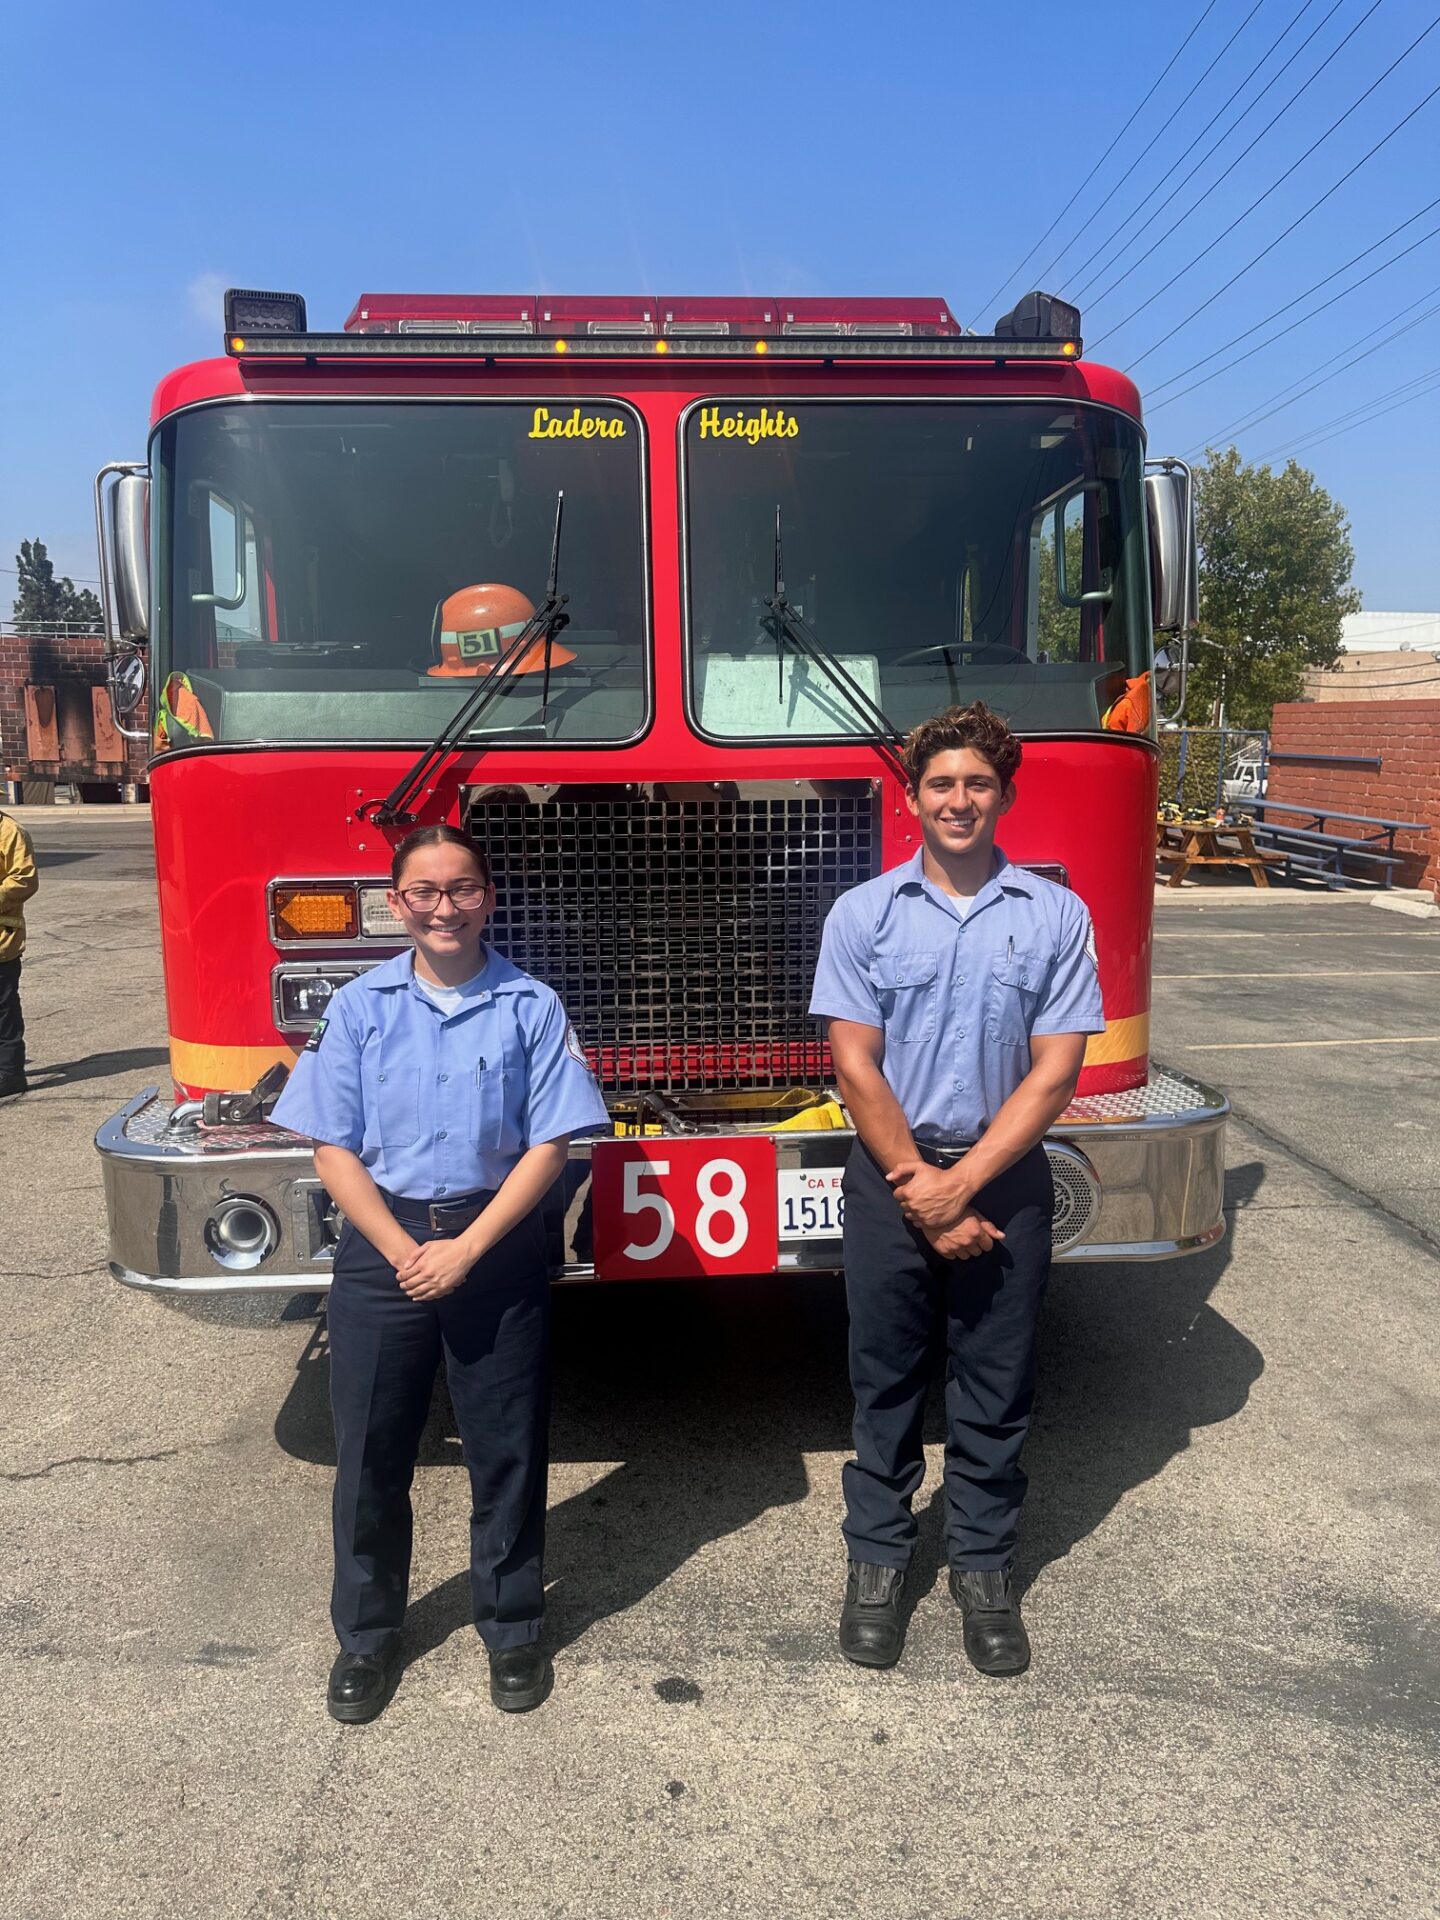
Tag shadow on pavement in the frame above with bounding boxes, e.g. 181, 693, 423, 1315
28, 1046, 170, 1088
274, 1162, 1264, 1663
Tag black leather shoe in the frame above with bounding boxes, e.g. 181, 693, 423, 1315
950, 1566, 1030, 1676
838, 1560, 906, 1668
0, 1077, 26, 1098
489, 1644, 553, 1713
327, 1644, 399, 1723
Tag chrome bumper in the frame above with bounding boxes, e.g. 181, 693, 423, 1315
97, 1067, 1228, 1294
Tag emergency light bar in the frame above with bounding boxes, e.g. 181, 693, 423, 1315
226, 331, 1081, 361
225, 290, 1081, 359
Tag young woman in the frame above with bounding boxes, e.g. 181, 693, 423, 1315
271, 823, 608, 1722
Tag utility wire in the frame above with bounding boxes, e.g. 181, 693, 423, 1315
1306, 671, 1440, 686
1144, 195, 1440, 404
966, 0, 1222, 325
1185, 287, 1440, 449
1252, 368, 1440, 460
1102, 50, 1440, 361
1082, 0, 1390, 311
1023, 0, 1267, 301
1093, 6, 1437, 341
1067, 0, 1337, 302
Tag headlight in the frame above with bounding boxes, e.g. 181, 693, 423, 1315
273, 964, 377, 1031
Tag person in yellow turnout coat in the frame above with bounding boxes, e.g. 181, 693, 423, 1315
0, 806, 39, 1096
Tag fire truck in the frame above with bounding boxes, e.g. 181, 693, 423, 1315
94, 286, 1225, 1292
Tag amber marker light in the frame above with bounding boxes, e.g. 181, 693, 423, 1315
230, 337, 246, 352
754, 339, 769, 355
272, 886, 359, 941
554, 339, 569, 354
655, 339, 670, 354
1061, 341, 1079, 358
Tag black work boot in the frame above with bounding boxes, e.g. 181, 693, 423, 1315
327, 1643, 400, 1723
949, 1566, 1030, 1676
838, 1560, 906, 1668
489, 1644, 553, 1713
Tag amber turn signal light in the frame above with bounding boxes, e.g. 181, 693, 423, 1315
272, 886, 359, 941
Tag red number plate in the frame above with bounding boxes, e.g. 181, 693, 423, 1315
591, 1137, 780, 1280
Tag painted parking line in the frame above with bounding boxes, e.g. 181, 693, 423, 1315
1155, 969, 1440, 979
1153, 929, 1437, 939
1186, 1035, 1440, 1051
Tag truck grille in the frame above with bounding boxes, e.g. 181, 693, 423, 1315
465, 787, 878, 1093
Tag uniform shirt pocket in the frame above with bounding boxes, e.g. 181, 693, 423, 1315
868, 950, 940, 1043
470, 1064, 523, 1159
985, 947, 1045, 1047
359, 1051, 422, 1150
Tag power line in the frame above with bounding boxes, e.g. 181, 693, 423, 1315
1025, 0, 1268, 301
1105, 57, 1440, 364
965, 1, 1220, 327
1094, 10, 1440, 350
1306, 672, 1440, 687
1186, 287, 1440, 451
0, 564, 103, 584
1145, 198, 1440, 407
1252, 368, 1440, 460
1068, 0, 1339, 303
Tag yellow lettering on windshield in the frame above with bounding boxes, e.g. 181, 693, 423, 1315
697, 405, 800, 445
527, 407, 627, 440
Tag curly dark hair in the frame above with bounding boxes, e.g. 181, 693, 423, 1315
901, 703, 1022, 789
390, 823, 492, 888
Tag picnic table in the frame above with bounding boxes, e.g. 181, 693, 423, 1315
1156, 816, 1285, 888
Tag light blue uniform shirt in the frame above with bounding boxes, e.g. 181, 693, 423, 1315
808, 848, 1105, 1142
271, 944, 610, 1200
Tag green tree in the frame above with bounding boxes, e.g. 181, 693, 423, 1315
1188, 447, 1359, 726
10, 538, 103, 635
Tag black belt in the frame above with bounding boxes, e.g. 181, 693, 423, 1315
915, 1141, 976, 1170
383, 1190, 496, 1236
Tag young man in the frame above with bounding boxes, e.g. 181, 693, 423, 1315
809, 703, 1104, 1676
0, 804, 39, 1098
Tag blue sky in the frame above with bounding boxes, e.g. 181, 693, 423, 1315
3, 0, 1436, 612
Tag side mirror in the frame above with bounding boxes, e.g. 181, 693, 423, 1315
94, 461, 152, 742
109, 647, 148, 720
109, 472, 151, 639
1145, 459, 1198, 634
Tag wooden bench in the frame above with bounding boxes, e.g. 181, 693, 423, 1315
1156, 819, 1286, 888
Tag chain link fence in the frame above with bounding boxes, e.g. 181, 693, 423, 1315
1158, 728, 1268, 811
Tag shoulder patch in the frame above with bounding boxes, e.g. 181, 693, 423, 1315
304, 1018, 329, 1053
565, 1022, 589, 1065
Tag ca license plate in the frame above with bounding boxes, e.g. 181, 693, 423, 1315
777, 1167, 845, 1240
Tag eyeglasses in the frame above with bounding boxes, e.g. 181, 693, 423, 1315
396, 881, 490, 912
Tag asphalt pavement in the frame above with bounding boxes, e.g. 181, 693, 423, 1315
2, 809, 1437, 1920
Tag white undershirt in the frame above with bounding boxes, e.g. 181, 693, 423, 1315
412, 965, 487, 1016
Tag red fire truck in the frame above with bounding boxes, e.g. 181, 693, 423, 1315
94, 286, 1225, 1292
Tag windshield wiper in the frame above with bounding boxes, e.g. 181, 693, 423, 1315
359, 491, 571, 827
762, 506, 910, 786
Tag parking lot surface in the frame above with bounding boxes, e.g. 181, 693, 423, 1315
3, 810, 1437, 1919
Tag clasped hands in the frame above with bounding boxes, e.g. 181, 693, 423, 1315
391, 1233, 484, 1301
886, 1160, 1005, 1261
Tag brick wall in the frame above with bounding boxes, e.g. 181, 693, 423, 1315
0, 630, 148, 783
1267, 700, 1440, 897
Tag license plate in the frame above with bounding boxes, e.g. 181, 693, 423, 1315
592, 1137, 779, 1280
777, 1167, 845, 1240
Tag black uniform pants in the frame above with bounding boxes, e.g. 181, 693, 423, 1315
327, 1196, 551, 1655
841, 1139, 1053, 1573
0, 958, 24, 1085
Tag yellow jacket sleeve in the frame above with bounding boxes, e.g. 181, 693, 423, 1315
0, 815, 39, 962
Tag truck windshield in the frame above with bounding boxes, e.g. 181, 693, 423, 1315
683, 400, 1152, 740
151, 400, 647, 747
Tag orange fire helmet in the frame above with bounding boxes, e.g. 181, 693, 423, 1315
427, 582, 576, 677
